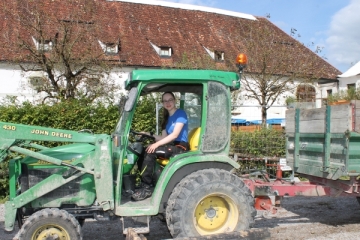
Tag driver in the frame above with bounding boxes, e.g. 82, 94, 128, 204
132, 92, 189, 201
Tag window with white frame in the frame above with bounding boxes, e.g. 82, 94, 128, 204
160, 47, 172, 57
214, 50, 224, 61
98, 40, 119, 55
347, 83, 356, 90
149, 41, 172, 58
28, 72, 46, 90
32, 37, 53, 52
327, 89, 332, 97
203, 46, 224, 61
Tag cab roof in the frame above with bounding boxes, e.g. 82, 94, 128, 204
125, 69, 240, 91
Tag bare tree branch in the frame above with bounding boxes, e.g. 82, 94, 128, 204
236, 18, 325, 124
1, 0, 122, 103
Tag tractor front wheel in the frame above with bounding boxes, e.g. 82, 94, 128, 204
17, 208, 82, 240
166, 169, 256, 238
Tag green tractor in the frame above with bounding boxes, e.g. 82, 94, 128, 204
0, 54, 255, 239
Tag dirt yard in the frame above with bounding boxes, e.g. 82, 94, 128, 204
1, 196, 360, 239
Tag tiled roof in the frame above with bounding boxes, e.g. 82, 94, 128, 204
0, 0, 341, 80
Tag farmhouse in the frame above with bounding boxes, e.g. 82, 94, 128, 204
0, 0, 341, 122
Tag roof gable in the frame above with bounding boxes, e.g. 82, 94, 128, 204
338, 61, 360, 78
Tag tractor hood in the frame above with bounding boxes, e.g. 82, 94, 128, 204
22, 143, 95, 165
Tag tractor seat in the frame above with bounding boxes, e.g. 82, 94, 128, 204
156, 127, 201, 166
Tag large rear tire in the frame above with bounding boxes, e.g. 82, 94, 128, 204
17, 208, 82, 240
166, 169, 256, 238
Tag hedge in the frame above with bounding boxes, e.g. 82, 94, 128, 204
0, 97, 158, 199
0, 98, 286, 199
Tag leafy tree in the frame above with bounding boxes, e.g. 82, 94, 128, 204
1, 0, 122, 103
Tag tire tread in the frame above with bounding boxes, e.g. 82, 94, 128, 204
165, 169, 256, 238
17, 208, 82, 240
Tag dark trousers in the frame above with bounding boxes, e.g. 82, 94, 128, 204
140, 143, 189, 185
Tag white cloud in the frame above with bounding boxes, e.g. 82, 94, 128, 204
327, 0, 360, 71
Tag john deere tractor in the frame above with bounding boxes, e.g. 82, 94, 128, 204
0, 54, 255, 239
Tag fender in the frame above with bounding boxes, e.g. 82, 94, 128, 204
155, 153, 239, 213
115, 153, 239, 216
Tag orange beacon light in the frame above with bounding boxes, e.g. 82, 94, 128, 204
236, 53, 247, 72
236, 53, 247, 65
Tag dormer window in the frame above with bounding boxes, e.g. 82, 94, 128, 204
203, 46, 224, 62
214, 51, 225, 61
160, 47, 172, 57
150, 41, 172, 58
32, 37, 53, 52
98, 40, 119, 55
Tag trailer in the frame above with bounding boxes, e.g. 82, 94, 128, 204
240, 101, 360, 217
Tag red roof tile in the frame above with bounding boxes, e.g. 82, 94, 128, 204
0, 0, 341, 79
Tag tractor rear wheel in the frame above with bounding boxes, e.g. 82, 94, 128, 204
166, 169, 256, 238
17, 208, 82, 240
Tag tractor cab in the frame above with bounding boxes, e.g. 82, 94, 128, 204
113, 68, 243, 205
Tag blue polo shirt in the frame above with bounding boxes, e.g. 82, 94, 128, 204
166, 109, 188, 142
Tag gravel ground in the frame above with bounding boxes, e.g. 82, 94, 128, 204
1, 196, 360, 239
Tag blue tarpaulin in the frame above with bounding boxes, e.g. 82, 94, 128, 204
247, 118, 285, 125
231, 118, 247, 124
247, 119, 263, 125
266, 118, 285, 125
231, 118, 285, 125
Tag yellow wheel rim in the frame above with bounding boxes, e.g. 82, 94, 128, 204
32, 224, 71, 240
194, 194, 238, 235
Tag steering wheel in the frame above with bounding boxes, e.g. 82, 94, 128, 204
130, 130, 156, 142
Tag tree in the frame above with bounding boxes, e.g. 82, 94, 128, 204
236, 17, 329, 124
0, 0, 122, 103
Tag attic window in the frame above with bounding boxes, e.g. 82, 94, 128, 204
98, 40, 119, 55
160, 47, 172, 57
32, 37, 53, 52
203, 46, 224, 62
214, 51, 225, 61
149, 41, 172, 58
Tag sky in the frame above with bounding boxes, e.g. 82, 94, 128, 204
157, 0, 360, 73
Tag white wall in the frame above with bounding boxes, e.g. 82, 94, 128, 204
338, 76, 360, 91
0, 63, 36, 102
317, 82, 338, 102
0, 63, 134, 103
232, 78, 322, 121
2, 62, 325, 121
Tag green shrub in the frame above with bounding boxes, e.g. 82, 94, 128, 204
231, 128, 286, 157
327, 87, 360, 103
231, 127, 286, 178
0, 96, 159, 200
131, 94, 158, 133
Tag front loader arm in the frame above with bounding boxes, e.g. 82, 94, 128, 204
0, 138, 16, 163
0, 122, 115, 231
0, 121, 97, 144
